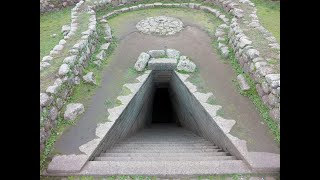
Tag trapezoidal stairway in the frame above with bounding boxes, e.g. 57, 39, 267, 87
45, 55, 279, 177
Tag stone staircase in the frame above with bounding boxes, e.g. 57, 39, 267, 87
85, 124, 250, 175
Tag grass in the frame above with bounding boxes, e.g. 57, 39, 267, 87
251, 0, 280, 43
40, 12, 91, 91
40, 7, 72, 61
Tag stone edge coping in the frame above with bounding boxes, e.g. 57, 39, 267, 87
45, 54, 279, 175
173, 70, 279, 172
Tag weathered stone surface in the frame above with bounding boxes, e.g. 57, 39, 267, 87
215, 30, 225, 37
40, 62, 51, 70
246, 49, 259, 59
96, 50, 106, 60
61, 25, 71, 34
56, 98, 64, 110
238, 38, 252, 49
177, 56, 196, 72
100, 43, 110, 50
166, 49, 180, 59
42, 56, 53, 62
134, 52, 151, 71
268, 93, 279, 106
265, 74, 280, 83
58, 64, 70, 76
59, 39, 67, 46
255, 84, 265, 97
40, 93, 51, 107
193, 92, 213, 103
64, 103, 85, 121
53, 44, 64, 51
83, 72, 97, 85
220, 47, 229, 58
63, 55, 77, 66
93, 60, 101, 67
148, 50, 166, 58
74, 76, 81, 85
79, 138, 101, 155
148, 58, 177, 70
49, 106, 58, 121
47, 154, 88, 173
136, 16, 183, 36
261, 81, 270, 94
269, 107, 280, 122
236, 74, 250, 91
46, 85, 60, 95
258, 66, 274, 76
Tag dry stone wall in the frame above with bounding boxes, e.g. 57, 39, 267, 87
40, 0, 80, 13
40, 0, 104, 154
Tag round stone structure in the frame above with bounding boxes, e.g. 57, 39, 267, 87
136, 16, 183, 36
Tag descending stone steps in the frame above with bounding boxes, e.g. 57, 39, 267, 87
94, 124, 237, 163
94, 156, 236, 161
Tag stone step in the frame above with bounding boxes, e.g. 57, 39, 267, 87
94, 156, 236, 161
113, 143, 216, 148
81, 160, 251, 175
119, 140, 211, 144
100, 152, 230, 157
125, 136, 206, 141
110, 145, 219, 150
105, 148, 224, 153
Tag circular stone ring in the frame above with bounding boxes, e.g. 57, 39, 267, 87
136, 16, 184, 36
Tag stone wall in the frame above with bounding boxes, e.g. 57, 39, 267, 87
169, 72, 244, 160
40, 0, 80, 13
91, 72, 155, 158
40, 1, 99, 153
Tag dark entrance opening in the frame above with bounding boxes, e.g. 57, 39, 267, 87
151, 88, 175, 124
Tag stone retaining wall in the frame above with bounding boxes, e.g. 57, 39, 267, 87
40, 0, 80, 13
169, 72, 244, 160
40, 0, 100, 154
90, 71, 155, 159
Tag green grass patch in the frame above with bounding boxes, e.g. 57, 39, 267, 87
40, 7, 72, 61
40, 12, 91, 91
252, 0, 280, 42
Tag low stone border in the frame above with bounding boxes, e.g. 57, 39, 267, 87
40, 0, 84, 71
40, 0, 111, 154
44, 49, 279, 175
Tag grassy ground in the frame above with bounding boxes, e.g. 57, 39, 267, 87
252, 0, 280, 43
40, 7, 72, 61
40, 12, 90, 92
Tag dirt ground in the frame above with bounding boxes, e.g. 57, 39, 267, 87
54, 11, 279, 155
